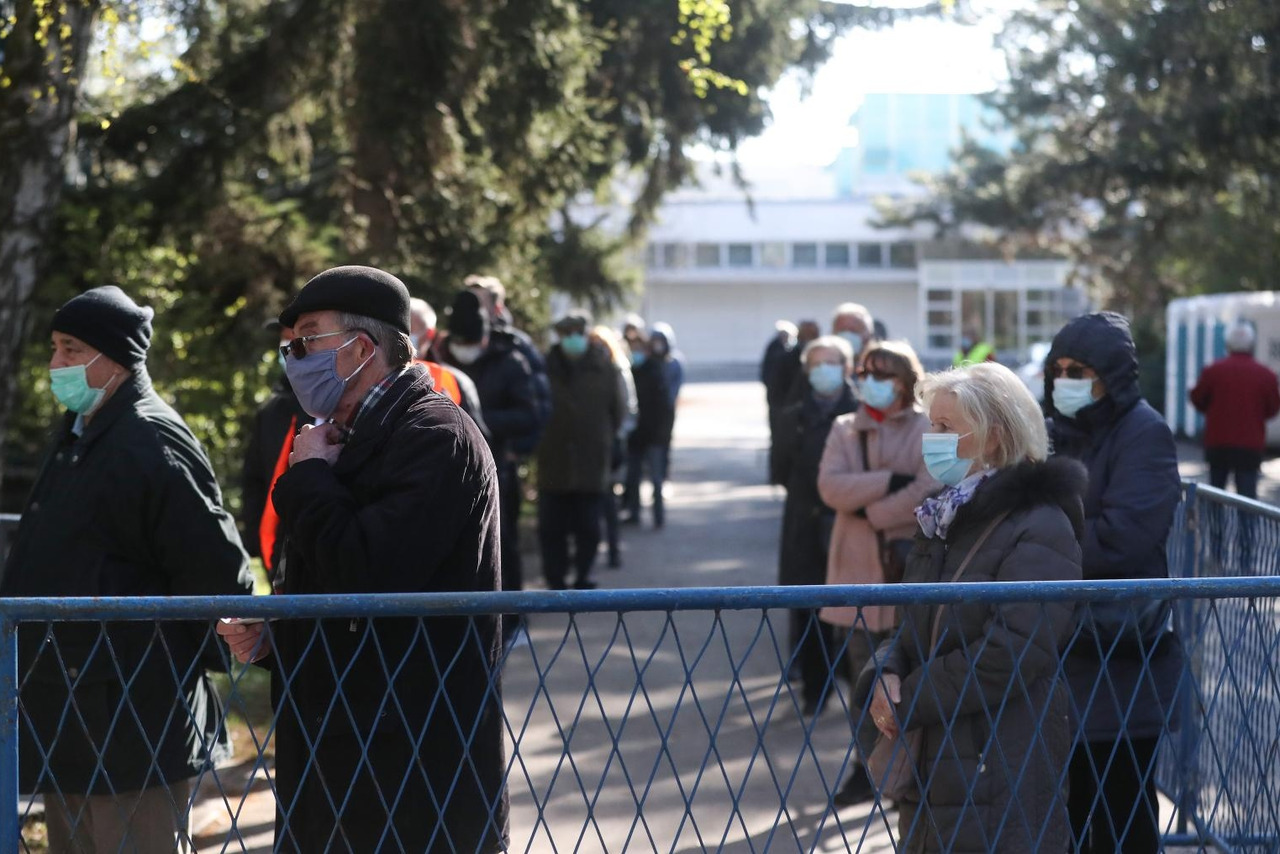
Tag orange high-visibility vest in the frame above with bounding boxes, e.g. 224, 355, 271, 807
258, 415, 296, 578
416, 359, 462, 405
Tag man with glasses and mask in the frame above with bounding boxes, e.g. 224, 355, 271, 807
217, 266, 509, 852
2, 286, 252, 853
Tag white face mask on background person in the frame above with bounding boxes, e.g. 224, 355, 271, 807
451, 343, 484, 365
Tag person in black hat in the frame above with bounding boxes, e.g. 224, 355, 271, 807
217, 265, 510, 852
441, 289, 539, 612
2, 285, 253, 852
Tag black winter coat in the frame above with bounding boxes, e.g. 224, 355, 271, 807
629, 356, 675, 449
1046, 312, 1183, 740
494, 325, 552, 456
1, 372, 252, 794
775, 384, 858, 586
444, 336, 539, 464
856, 457, 1086, 853
269, 365, 508, 852
537, 345, 625, 493
240, 377, 310, 563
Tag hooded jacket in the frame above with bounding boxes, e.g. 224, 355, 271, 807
1045, 312, 1183, 740
855, 457, 1086, 853
537, 343, 626, 493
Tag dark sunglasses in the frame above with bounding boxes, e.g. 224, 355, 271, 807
281, 329, 376, 360
856, 368, 898, 382
1051, 364, 1093, 380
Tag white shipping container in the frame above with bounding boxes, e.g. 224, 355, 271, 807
1166, 291, 1280, 447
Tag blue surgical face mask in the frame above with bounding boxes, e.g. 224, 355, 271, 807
859, 376, 899, 411
50, 353, 114, 415
630, 351, 645, 367
284, 336, 374, 419
921, 432, 975, 487
809, 363, 846, 396
837, 331, 865, 353
1052, 377, 1096, 419
560, 333, 588, 358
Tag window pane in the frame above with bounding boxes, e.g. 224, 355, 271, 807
695, 243, 721, 268
889, 241, 917, 268
728, 243, 753, 267
858, 243, 884, 267
661, 243, 688, 269
926, 289, 954, 304
929, 334, 954, 350
825, 243, 850, 267
993, 290, 1019, 350
928, 310, 954, 327
760, 242, 786, 268
793, 243, 818, 267
646, 244, 658, 268
961, 290, 988, 343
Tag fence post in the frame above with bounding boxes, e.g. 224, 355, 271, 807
1175, 482, 1198, 839
0, 617, 17, 849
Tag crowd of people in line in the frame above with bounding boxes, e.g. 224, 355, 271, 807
756, 301, 1238, 852
6, 261, 1278, 852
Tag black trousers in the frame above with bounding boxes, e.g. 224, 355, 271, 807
1068, 735, 1161, 854
1205, 446, 1263, 499
497, 462, 525, 592
538, 491, 604, 589
788, 610, 840, 705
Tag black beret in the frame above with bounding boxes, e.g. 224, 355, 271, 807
448, 290, 490, 343
554, 309, 593, 334
51, 286, 154, 368
279, 266, 412, 334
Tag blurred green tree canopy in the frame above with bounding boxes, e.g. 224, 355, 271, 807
2, 0, 938, 511
881, 0, 1280, 324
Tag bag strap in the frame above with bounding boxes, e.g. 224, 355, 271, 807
858, 430, 890, 555
930, 508, 1012, 646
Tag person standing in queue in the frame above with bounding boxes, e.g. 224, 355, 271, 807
4, 286, 252, 853
217, 266, 509, 852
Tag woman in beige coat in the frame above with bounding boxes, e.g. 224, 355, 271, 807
817, 339, 940, 806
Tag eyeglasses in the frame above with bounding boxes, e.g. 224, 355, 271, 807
280, 329, 359, 360
1050, 364, 1094, 380
856, 368, 898, 382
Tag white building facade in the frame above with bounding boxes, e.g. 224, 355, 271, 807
633, 94, 1085, 368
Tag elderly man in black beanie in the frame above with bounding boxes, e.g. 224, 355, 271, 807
1, 285, 253, 853
217, 265, 509, 852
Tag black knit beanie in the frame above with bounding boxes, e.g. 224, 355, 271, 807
448, 290, 490, 343
51, 286, 154, 368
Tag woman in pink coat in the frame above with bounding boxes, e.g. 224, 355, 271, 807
816, 339, 940, 806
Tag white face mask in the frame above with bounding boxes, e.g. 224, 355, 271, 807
451, 343, 483, 365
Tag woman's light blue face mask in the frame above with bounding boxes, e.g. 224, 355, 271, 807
921, 431, 974, 487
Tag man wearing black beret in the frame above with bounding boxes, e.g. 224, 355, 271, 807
217, 265, 509, 852
2, 285, 253, 852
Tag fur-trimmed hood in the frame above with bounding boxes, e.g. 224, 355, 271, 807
954, 455, 1088, 541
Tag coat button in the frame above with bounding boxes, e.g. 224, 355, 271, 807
29, 502, 39, 513
68, 667, 79, 679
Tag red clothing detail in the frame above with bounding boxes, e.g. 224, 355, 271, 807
1189, 353, 1280, 450
863, 406, 887, 423
259, 414, 297, 575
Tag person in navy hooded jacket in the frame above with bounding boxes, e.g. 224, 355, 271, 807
1044, 311, 1182, 854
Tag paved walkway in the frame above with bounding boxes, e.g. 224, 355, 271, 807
188, 380, 1238, 851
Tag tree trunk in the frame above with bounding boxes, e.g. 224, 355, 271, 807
0, 0, 99, 487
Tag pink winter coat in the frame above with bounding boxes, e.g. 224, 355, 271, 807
816, 405, 939, 631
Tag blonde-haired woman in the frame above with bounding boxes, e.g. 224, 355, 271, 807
854, 362, 1086, 852
817, 340, 941, 806
590, 325, 638, 568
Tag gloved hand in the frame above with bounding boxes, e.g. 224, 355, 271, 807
887, 473, 915, 494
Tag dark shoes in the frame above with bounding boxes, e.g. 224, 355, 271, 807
621, 515, 640, 526
832, 764, 876, 807
573, 578, 597, 590
607, 550, 622, 569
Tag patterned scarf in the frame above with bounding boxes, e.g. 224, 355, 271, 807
915, 469, 997, 539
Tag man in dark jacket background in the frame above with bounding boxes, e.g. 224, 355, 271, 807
1189, 320, 1280, 498
1045, 311, 1182, 854
442, 290, 540, 606
218, 266, 509, 852
536, 310, 626, 590
242, 321, 311, 579
3, 286, 252, 852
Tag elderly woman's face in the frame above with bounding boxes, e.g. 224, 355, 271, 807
929, 392, 980, 463
805, 345, 848, 375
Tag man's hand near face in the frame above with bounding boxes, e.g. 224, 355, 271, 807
290, 422, 343, 467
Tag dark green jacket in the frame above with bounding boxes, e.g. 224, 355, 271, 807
536, 344, 626, 493
1, 371, 252, 795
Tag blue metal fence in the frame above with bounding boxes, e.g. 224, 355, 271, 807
1, 483, 1277, 852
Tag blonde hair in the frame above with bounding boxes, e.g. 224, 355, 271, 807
861, 339, 925, 401
591, 325, 629, 369
919, 362, 1048, 467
